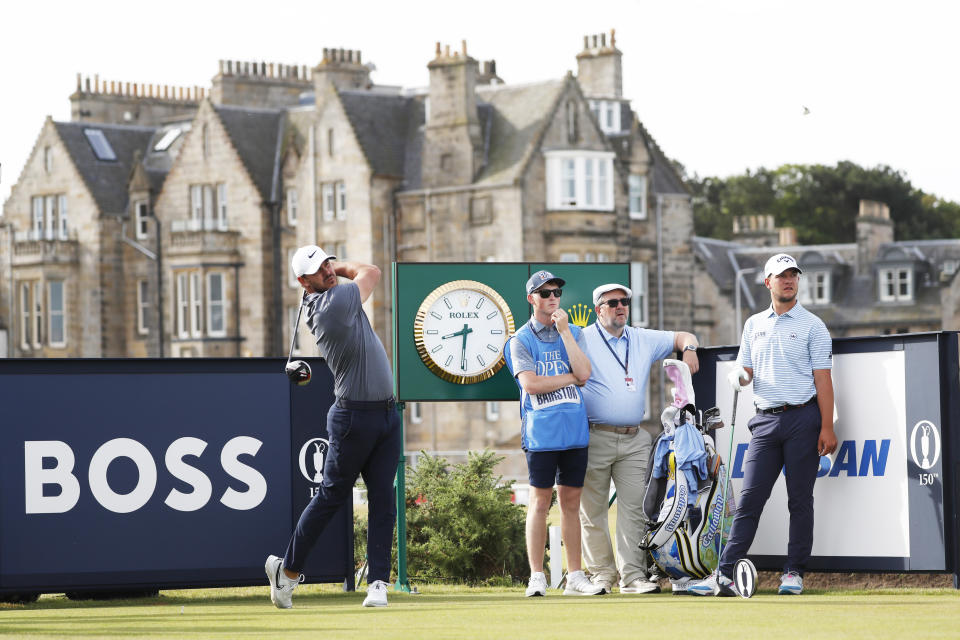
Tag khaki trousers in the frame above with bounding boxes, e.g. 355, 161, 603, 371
579, 423, 659, 586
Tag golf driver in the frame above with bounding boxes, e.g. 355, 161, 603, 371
718, 381, 757, 598
285, 290, 311, 386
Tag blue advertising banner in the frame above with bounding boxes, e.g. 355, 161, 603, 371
0, 358, 350, 595
692, 332, 959, 576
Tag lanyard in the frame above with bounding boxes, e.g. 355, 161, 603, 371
597, 324, 629, 375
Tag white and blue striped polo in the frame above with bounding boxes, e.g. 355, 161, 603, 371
737, 302, 832, 410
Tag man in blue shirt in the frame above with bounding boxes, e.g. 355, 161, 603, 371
579, 283, 700, 595
505, 270, 603, 597
690, 253, 837, 597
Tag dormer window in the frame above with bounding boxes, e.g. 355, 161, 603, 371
545, 150, 615, 211
588, 100, 622, 134
799, 270, 830, 305
879, 267, 912, 302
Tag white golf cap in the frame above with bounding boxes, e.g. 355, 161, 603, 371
291, 245, 336, 277
593, 283, 633, 305
764, 253, 802, 278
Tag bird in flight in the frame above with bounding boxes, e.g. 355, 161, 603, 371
802, 106, 811, 115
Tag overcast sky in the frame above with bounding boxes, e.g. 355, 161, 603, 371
2, 0, 957, 211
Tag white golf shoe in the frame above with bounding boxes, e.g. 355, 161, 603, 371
265, 555, 303, 609
687, 572, 738, 597
525, 571, 548, 597
362, 580, 389, 607
563, 570, 605, 596
779, 571, 803, 595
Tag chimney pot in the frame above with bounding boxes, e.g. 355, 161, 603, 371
435, 42, 441, 57
95, 74, 99, 92
125, 82, 131, 96
76, 73, 82, 91
339, 48, 345, 62
592, 35, 598, 48
133, 83, 138, 97
611, 28, 616, 47
347, 50, 353, 63
445, 44, 450, 57
583, 35, 589, 50
462, 39, 467, 56
85, 77, 91, 92
600, 33, 606, 47
356, 50, 362, 64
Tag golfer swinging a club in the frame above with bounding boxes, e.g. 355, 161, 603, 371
689, 253, 837, 597
266, 245, 400, 608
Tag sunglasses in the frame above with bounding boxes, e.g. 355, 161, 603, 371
602, 297, 631, 308
536, 288, 563, 299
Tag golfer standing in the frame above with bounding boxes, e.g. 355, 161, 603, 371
266, 245, 400, 608
690, 253, 837, 597
504, 270, 604, 597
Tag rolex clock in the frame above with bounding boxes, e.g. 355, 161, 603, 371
413, 280, 516, 384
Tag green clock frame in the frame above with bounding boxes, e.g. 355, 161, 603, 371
392, 262, 630, 402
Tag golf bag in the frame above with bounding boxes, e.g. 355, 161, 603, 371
638, 359, 735, 580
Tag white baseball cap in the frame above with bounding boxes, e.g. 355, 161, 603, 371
593, 283, 633, 305
764, 253, 802, 278
291, 245, 336, 277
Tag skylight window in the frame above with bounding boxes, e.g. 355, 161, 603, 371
83, 128, 117, 161
153, 128, 182, 152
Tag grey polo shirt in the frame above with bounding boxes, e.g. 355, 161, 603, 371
305, 282, 394, 401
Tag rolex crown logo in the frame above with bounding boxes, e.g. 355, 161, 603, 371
568, 303, 592, 327
460, 295, 470, 308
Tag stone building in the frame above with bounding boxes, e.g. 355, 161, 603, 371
693, 200, 960, 346
1, 32, 696, 478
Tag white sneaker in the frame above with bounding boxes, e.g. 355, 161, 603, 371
671, 577, 691, 595
620, 577, 661, 594
590, 574, 616, 595
362, 579, 389, 607
687, 572, 737, 597
779, 571, 803, 595
563, 570, 605, 596
525, 571, 547, 597
265, 555, 303, 609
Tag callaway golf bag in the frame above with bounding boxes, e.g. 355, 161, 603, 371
638, 359, 735, 581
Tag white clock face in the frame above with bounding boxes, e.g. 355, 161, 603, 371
414, 280, 515, 384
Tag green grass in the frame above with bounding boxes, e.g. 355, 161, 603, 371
2, 584, 959, 639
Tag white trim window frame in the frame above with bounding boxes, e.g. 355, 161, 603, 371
202, 185, 215, 231
207, 272, 226, 337
33, 281, 43, 348
48, 280, 65, 347
409, 401, 423, 424
134, 200, 149, 240
800, 270, 831, 305
879, 267, 913, 302
190, 185, 203, 227
286, 187, 298, 226
58, 194, 68, 239
20, 282, 31, 349
630, 261, 649, 328
31, 197, 43, 238
336, 181, 347, 220
44, 195, 56, 240
629, 174, 647, 220
216, 183, 227, 230
137, 279, 150, 336
176, 273, 189, 338
545, 151, 616, 211
189, 272, 203, 337
322, 183, 335, 221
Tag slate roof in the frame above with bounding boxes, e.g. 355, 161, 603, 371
694, 235, 960, 330
214, 105, 285, 202
53, 121, 157, 214
339, 90, 417, 179
475, 79, 566, 186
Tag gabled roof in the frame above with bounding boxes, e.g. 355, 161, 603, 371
214, 104, 285, 202
475, 79, 566, 186
633, 118, 688, 195
338, 90, 417, 179
53, 121, 156, 214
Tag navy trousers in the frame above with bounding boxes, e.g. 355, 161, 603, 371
719, 402, 821, 577
284, 399, 401, 582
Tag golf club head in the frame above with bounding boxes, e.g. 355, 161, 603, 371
285, 360, 312, 386
733, 558, 758, 598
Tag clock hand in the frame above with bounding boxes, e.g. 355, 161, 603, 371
460, 323, 471, 370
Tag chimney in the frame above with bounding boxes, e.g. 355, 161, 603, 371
312, 48, 372, 99
732, 214, 780, 247
477, 59, 503, 85
576, 29, 623, 98
423, 41, 483, 187
856, 199, 894, 275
